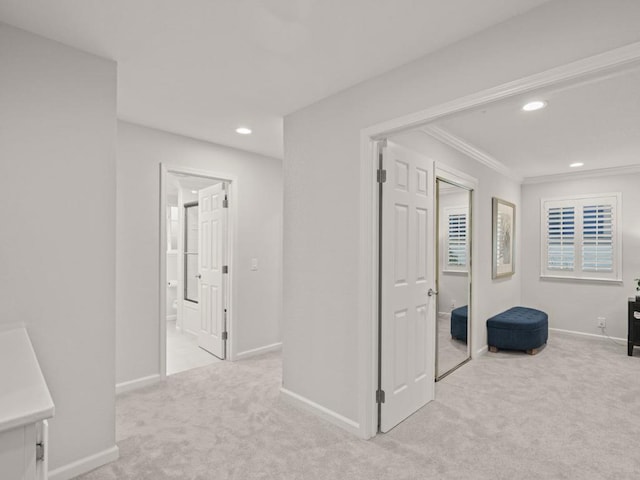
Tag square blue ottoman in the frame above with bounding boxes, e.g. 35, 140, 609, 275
487, 306, 548, 355
450, 305, 468, 342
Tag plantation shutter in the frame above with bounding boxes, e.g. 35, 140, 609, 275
546, 206, 575, 271
541, 193, 620, 281
447, 213, 467, 267
582, 204, 613, 272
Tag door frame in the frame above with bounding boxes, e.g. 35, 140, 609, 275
357, 42, 640, 439
159, 164, 238, 379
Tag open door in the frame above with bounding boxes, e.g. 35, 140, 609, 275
379, 140, 436, 432
197, 182, 227, 359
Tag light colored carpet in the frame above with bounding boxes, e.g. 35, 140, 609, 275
79, 332, 640, 479
437, 313, 468, 377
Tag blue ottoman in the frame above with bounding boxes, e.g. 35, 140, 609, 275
487, 306, 548, 355
450, 305, 468, 342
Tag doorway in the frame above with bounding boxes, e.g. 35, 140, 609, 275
376, 139, 436, 433
374, 133, 477, 434
161, 166, 235, 377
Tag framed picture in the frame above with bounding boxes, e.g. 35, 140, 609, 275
492, 197, 515, 279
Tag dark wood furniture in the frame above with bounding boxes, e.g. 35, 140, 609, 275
628, 298, 640, 356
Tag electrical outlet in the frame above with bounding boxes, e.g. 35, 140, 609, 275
597, 317, 606, 328
450, 302, 455, 309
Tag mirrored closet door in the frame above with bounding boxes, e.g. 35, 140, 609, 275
436, 179, 472, 380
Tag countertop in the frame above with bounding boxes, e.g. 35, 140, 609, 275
0, 326, 55, 433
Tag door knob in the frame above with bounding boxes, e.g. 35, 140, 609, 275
428, 288, 438, 296
195, 274, 202, 279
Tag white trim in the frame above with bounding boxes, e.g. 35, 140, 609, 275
474, 345, 488, 358
362, 41, 640, 140
358, 43, 640, 442
115, 374, 161, 395
435, 164, 479, 190
523, 164, 640, 185
280, 387, 362, 437
549, 327, 626, 343
358, 132, 379, 439
235, 342, 282, 360
422, 126, 522, 182
540, 275, 624, 284
48, 445, 119, 480
166, 314, 177, 322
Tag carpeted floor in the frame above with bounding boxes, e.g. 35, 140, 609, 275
437, 313, 468, 377
79, 332, 640, 479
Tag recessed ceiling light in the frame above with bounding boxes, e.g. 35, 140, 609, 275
522, 100, 547, 112
191, 190, 198, 194
569, 162, 584, 168
235, 127, 252, 135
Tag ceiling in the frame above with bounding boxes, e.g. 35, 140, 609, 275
391, 64, 640, 180
430, 65, 640, 179
0, 0, 550, 159
166, 173, 221, 197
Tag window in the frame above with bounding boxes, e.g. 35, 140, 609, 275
184, 202, 199, 303
443, 206, 468, 272
541, 193, 621, 281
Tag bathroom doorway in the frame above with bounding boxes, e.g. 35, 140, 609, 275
162, 168, 233, 376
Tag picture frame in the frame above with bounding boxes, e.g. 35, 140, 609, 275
492, 197, 515, 279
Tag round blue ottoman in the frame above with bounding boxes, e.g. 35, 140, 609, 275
450, 305, 468, 342
487, 306, 548, 355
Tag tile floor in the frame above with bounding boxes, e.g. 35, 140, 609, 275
166, 320, 221, 375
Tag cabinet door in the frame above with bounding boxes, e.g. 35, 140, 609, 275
0, 424, 36, 480
632, 303, 639, 338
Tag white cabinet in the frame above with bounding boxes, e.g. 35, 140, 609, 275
0, 326, 54, 480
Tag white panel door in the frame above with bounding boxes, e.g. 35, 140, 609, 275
197, 183, 227, 359
380, 141, 436, 432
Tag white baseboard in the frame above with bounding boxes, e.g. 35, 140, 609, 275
280, 387, 361, 437
115, 373, 161, 395
474, 345, 488, 358
549, 327, 626, 343
49, 445, 119, 480
235, 342, 282, 360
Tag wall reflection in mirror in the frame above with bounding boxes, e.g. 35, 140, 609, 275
436, 179, 471, 379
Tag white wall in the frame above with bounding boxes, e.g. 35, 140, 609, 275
0, 22, 116, 473
522, 173, 640, 339
282, 0, 640, 433
116, 121, 283, 385
437, 188, 470, 314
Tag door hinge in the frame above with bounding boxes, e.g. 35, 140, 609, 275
222, 265, 229, 274
223, 194, 229, 208
377, 169, 387, 184
376, 389, 386, 404
222, 331, 228, 341
36, 442, 44, 462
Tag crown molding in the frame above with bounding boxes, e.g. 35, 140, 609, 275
364, 41, 640, 140
523, 164, 640, 185
420, 125, 523, 183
